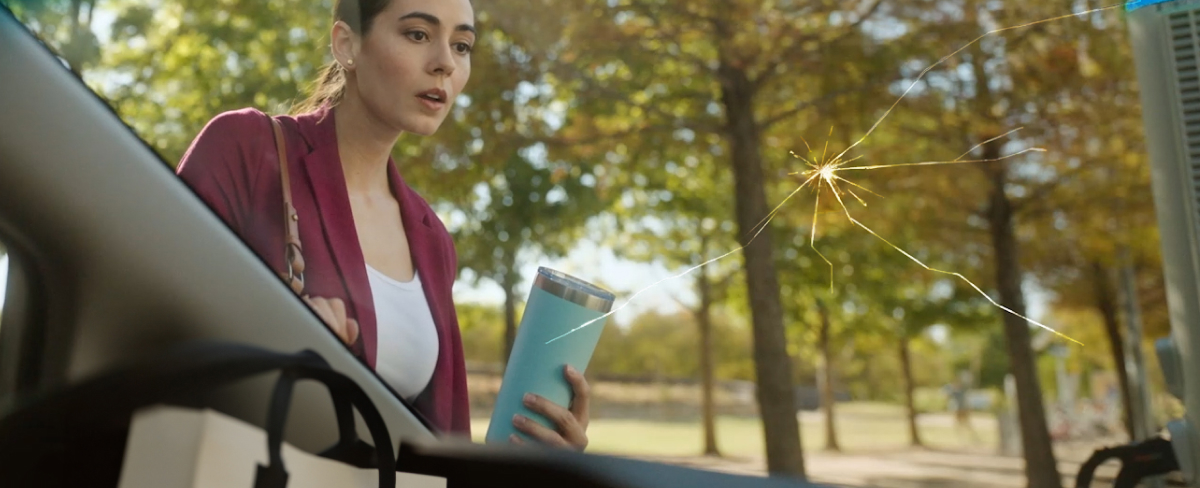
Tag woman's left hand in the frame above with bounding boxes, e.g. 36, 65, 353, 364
510, 365, 590, 451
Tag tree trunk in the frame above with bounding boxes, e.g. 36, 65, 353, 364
66, 0, 86, 74
502, 282, 517, 368
1091, 261, 1135, 438
984, 139, 1062, 488
899, 333, 923, 447
83, 0, 95, 28
500, 252, 519, 369
69, 0, 83, 31
696, 238, 721, 456
716, 53, 805, 477
816, 298, 840, 452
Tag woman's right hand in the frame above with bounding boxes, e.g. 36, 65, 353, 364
302, 296, 359, 347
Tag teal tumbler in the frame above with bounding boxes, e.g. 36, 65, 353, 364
485, 267, 615, 444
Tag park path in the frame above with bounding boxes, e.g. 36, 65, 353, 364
636, 438, 1178, 488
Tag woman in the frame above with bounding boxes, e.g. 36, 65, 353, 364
176, 0, 591, 449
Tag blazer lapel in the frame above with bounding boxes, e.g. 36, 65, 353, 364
388, 162, 443, 326
292, 107, 378, 369
387, 162, 456, 428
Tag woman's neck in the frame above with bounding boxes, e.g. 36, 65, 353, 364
332, 97, 401, 196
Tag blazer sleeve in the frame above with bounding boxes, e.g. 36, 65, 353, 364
444, 231, 459, 284
176, 108, 273, 234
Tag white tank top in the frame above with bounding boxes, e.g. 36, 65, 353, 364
365, 264, 439, 401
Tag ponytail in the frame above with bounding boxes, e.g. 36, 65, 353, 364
291, 60, 348, 114
291, 0, 393, 114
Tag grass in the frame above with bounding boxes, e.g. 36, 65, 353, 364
471, 402, 999, 458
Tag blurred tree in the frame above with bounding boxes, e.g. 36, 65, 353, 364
870, 2, 1151, 485
6, 0, 102, 74
804, 130, 998, 448
452, 150, 607, 367
887, 284, 995, 447
688, 238, 737, 456
457, 301, 507, 366
994, 0, 1165, 455
589, 307, 753, 383
604, 114, 742, 456
1016, 13, 1163, 437
813, 296, 840, 451
97, 0, 331, 163
774, 205, 995, 450
592, 310, 701, 380
772, 225, 861, 453
549, 0, 897, 476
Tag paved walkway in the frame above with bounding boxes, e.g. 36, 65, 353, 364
636, 438, 1181, 488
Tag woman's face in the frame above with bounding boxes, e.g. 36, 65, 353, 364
349, 0, 475, 136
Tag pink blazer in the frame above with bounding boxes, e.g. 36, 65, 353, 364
177, 104, 470, 436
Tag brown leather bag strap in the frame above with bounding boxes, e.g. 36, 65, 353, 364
270, 116, 306, 295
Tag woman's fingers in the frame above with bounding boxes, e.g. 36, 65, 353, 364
302, 296, 333, 324
511, 366, 593, 451
325, 299, 357, 346
511, 413, 571, 449
327, 298, 348, 331
343, 317, 360, 346
308, 297, 339, 336
565, 365, 591, 428
524, 394, 576, 433
519, 393, 587, 450
302, 296, 357, 346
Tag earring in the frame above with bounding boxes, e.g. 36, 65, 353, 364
347, 59, 354, 67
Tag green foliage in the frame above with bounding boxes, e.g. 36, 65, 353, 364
97, 0, 330, 163
457, 301, 508, 365
913, 386, 950, 414
590, 309, 755, 382
946, 325, 1011, 391
452, 150, 608, 295
6, 0, 102, 72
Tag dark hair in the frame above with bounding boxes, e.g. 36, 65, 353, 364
291, 0, 394, 114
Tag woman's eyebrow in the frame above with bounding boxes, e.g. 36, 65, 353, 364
398, 11, 476, 34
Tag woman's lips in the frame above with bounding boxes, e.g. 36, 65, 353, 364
418, 96, 446, 111
417, 88, 448, 112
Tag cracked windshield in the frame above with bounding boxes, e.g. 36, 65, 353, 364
7, 0, 1196, 486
